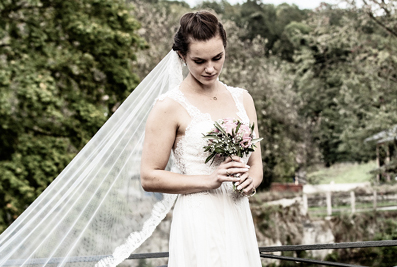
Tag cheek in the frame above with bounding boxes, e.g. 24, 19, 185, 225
190, 64, 205, 74
218, 58, 226, 67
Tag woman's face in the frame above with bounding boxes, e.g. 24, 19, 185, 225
183, 35, 225, 86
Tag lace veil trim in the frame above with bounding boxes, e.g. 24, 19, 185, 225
95, 194, 177, 267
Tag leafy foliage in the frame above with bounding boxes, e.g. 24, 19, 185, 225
325, 212, 397, 266
290, 2, 397, 166
2, 0, 397, 233
0, 0, 144, 231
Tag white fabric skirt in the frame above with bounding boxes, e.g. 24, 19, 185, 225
168, 183, 261, 267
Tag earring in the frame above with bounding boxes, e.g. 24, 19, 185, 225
183, 61, 187, 66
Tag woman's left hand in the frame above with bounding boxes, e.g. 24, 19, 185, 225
234, 173, 255, 196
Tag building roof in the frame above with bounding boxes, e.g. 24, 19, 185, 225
365, 125, 397, 144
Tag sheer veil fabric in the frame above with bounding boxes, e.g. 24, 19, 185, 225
0, 51, 182, 267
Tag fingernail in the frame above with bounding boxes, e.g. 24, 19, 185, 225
235, 182, 240, 186
237, 186, 242, 190
240, 159, 244, 163
245, 165, 251, 169
242, 168, 248, 171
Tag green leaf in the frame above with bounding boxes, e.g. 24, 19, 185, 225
203, 135, 219, 140
235, 121, 241, 134
252, 138, 263, 144
205, 152, 216, 164
214, 121, 226, 135
215, 148, 224, 154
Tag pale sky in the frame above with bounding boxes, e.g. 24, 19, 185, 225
183, 0, 341, 10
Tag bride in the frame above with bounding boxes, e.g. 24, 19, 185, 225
0, 10, 261, 267
141, 11, 263, 266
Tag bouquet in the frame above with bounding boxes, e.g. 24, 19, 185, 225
202, 118, 263, 165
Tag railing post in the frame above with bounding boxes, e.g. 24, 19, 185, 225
376, 145, 380, 183
303, 193, 308, 215
350, 191, 355, 214
373, 191, 377, 211
326, 191, 332, 217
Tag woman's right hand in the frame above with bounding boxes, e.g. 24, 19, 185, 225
206, 156, 249, 190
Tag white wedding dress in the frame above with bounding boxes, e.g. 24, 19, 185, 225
157, 85, 262, 267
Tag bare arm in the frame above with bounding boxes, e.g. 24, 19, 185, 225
235, 90, 263, 194
140, 98, 246, 194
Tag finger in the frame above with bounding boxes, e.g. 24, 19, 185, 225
235, 175, 252, 191
224, 161, 249, 170
234, 173, 249, 187
219, 174, 241, 183
219, 169, 241, 180
223, 156, 243, 164
225, 167, 249, 176
230, 156, 243, 162
223, 168, 243, 177
243, 186, 255, 196
223, 156, 233, 163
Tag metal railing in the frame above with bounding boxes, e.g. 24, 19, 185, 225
3, 240, 397, 266
125, 240, 397, 267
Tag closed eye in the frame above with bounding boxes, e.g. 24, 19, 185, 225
192, 53, 223, 65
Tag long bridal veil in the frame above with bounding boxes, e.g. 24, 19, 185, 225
0, 50, 181, 267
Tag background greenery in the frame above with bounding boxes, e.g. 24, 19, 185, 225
0, 0, 145, 231
1, 0, 396, 245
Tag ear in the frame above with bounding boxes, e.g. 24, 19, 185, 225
177, 51, 185, 63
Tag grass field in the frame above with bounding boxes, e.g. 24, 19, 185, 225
307, 161, 377, 184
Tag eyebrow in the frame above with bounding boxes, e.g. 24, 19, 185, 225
190, 52, 224, 61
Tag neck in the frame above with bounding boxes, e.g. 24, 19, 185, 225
184, 73, 219, 93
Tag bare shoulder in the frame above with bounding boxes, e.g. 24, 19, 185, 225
242, 89, 254, 106
147, 96, 181, 129
151, 96, 180, 116
242, 89, 257, 120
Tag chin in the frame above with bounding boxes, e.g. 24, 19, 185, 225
190, 73, 219, 86
200, 76, 218, 84
200, 79, 216, 84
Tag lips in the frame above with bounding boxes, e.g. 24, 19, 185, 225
203, 74, 217, 79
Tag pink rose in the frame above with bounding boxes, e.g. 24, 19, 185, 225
240, 140, 252, 148
240, 133, 252, 148
238, 124, 250, 135
221, 118, 237, 135
224, 121, 236, 135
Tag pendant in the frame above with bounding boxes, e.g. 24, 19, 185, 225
213, 97, 217, 100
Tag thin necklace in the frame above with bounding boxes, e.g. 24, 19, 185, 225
185, 80, 220, 100
196, 86, 219, 100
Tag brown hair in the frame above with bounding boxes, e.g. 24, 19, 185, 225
172, 11, 227, 57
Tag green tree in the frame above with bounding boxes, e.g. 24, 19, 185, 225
0, 0, 145, 231
290, 1, 397, 166
129, 0, 190, 80
237, 1, 309, 60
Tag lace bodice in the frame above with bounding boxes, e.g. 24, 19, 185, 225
165, 84, 262, 267
157, 85, 251, 177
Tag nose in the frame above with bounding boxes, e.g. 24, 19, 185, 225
205, 63, 215, 74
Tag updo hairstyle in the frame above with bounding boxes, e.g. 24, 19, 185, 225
172, 11, 227, 57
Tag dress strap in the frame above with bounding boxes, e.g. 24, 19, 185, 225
225, 85, 250, 124
156, 88, 202, 119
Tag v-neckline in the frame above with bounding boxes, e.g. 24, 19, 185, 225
176, 83, 242, 122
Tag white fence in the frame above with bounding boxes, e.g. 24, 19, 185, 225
304, 190, 397, 216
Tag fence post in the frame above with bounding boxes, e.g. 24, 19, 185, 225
373, 191, 377, 211
326, 191, 332, 216
350, 191, 355, 214
376, 145, 380, 183
303, 193, 308, 215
